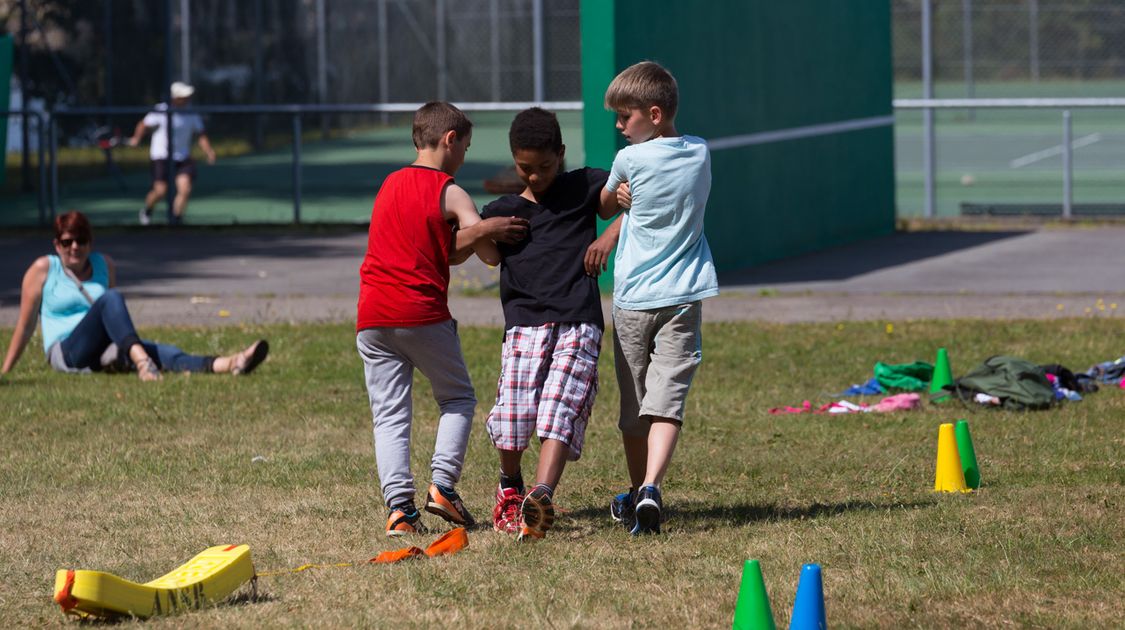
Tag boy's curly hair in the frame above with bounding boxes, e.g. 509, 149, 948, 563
604, 61, 678, 119
413, 101, 473, 149
508, 107, 563, 154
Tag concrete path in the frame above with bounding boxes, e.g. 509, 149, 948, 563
3, 226, 1125, 327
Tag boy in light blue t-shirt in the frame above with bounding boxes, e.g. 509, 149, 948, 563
595, 61, 719, 535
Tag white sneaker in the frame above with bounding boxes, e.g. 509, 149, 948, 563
139, 208, 152, 226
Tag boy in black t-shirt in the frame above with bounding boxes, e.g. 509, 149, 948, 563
481, 107, 622, 540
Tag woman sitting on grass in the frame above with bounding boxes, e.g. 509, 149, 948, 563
1, 211, 268, 381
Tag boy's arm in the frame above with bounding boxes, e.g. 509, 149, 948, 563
443, 184, 528, 266
127, 119, 150, 147
584, 213, 624, 277
2, 257, 47, 376
197, 133, 217, 164
597, 187, 619, 220
598, 179, 634, 218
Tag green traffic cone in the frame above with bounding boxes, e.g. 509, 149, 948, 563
955, 419, 981, 489
732, 559, 776, 630
930, 347, 953, 403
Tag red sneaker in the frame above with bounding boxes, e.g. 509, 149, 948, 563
492, 485, 523, 534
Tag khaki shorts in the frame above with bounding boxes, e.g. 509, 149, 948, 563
612, 302, 703, 435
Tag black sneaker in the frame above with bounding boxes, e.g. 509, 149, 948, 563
631, 485, 662, 535
610, 488, 636, 529
518, 484, 556, 541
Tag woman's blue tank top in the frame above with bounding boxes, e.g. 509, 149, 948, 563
40, 253, 109, 353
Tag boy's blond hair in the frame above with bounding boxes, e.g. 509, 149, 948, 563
412, 101, 473, 149
604, 61, 679, 119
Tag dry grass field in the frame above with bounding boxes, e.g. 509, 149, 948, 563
1, 319, 1122, 628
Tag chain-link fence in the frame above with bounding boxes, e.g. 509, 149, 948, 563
2, 0, 583, 227
894, 0, 1125, 88
893, 1, 1125, 218
3, 0, 580, 108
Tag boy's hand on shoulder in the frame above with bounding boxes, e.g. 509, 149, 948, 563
616, 182, 632, 209
479, 216, 530, 244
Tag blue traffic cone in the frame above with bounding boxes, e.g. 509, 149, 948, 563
789, 564, 826, 630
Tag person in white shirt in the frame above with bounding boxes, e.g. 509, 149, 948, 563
128, 82, 216, 226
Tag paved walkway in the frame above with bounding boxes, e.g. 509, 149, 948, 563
3, 226, 1125, 327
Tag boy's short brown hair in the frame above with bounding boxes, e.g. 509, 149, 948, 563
604, 61, 678, 119
412, 101, 473, 149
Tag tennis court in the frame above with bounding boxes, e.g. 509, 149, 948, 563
895, 80, 1125, 217
1, 110, 584, 227
9, 75, 1125, 227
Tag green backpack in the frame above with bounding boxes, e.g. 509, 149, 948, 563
943, 355, 1055, 410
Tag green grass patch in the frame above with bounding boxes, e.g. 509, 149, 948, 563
1, 320, 1122, 627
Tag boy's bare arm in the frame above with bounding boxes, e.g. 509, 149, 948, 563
584, 214, 624, 277
443, 184, 528, 266
127, 120, 150, 147
598, 181, 631, 219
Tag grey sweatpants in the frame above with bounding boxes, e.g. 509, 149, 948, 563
356, 321, 477, 508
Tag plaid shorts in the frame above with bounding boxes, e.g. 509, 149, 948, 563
486, 322, 602, 460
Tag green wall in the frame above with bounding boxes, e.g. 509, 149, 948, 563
581, 1, 895, 275
0, 35, 12, 187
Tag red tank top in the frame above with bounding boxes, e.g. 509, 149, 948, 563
357, 166, 455, 329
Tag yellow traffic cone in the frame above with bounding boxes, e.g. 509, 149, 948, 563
933, 423, 972, 493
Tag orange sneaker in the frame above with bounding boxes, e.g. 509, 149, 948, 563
518, 484, 556, 541
492, 485, 523, 534
424, 484, 476, 528
385, 504, 427, 537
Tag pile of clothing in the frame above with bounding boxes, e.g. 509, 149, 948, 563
771, 353, 1124, 415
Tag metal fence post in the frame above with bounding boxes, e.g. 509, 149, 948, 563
292, 113, 302, 225
533, 0, 545, 102
165, 108, 175, 223
180, 0, 190, 82
962, 0, 975, 120
36, 112, 46, 226
922, 0, 936, 218
378, 0, 389, 125
1062, 110, 1073, 219
316, 0, 328, 137
49, 113, 58, 222
1029, 0, 1040, 82
436, 0, 447, 100
490, 0, 500, 102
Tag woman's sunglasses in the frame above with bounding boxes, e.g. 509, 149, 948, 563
58, 238, 90, 247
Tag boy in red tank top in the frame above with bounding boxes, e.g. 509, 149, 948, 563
356, 102, 529, 536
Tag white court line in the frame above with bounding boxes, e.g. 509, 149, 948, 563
1009, 133, 1102, 169
707, 115, 895, 151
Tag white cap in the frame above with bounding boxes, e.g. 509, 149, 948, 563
170, 81, 195, 99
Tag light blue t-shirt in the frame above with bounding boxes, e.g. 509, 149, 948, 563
40, 253, 109, 353
605, 135, 719, 310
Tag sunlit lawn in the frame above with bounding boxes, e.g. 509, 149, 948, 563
1, 319, 1121, 628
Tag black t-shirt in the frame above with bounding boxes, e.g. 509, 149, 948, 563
481, 167, 609, 330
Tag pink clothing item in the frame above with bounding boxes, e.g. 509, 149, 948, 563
768, 400, 872, 414
768, 400, 814, 415
872, 392, 922, 412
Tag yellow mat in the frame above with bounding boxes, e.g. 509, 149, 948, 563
53, 544, 254, 619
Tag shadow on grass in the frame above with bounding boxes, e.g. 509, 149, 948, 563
670, 498, 936, 529
228, 580, 277, 607
63, 582, 274, 625
563, 498, 936, 534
